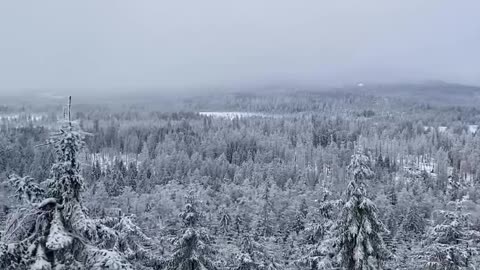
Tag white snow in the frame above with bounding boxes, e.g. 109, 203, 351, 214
36, 198, 57, 209
438, 126, 447, 133
468, 124, 478, 134
46, 210, 73, 250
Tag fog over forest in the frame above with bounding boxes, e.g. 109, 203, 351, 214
1, 0, 480, 91
2, 1, 480, 270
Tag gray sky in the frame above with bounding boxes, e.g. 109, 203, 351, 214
0, 0, 479, 91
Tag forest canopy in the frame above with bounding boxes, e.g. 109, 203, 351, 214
1, 90, 480, 269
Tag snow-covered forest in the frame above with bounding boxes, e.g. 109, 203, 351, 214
1, 90, 480, 269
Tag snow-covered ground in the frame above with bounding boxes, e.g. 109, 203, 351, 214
468, 124, 478, 134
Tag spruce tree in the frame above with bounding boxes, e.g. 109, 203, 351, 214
256, 181, 274, 237
448, 167, 462, 202
233, 212, 244, 236
165, 190, 217, 270
389, 203, 427, 269
0, 97, 155, 270
338, 148, 389, 270
400, 204, 426, 241
423, 200, 479, 270
236, 235, 260, 270
300, 191, 341, 270
235, 234, 278, 270
218, 206, 232, 236
291, 199, 308, 235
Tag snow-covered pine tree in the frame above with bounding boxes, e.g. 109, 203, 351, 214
235, 235, 260, 270
338, 147, 389, 270
7, 175, 44, 204
448, 167, 462, 202
388, 202, 427, 270
299, 191, 342, 270
235, 234, 278, 270
0, 97, 156, 270
105, 165, 126, 196
347, 147, 374, 182
165, 190, 217, 270
218, 206, 232, 236
233, 212, 244, 236
399, 204, 426, 242
256, 180, 274, 237
291, 199, 308, 235
423, 200, 479, 270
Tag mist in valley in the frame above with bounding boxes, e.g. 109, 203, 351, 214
1, 1, 480, 270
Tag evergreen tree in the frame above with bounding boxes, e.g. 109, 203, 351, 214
235, 234, 278, 270
236, 235, 260, 270
291, 199, 308, 235
165, 190, 217, 270
7, 175, 44, 204
0, 97, 156, 270
300, 195, 341, 270
88, 181, 110, 217
218, 206, 232, 235
256, 181, 274, 237
233, 212, 244, 236
423, 200, 479, 270
105, 167, 126, 197
92, 159, 102, 181
338, 148, 389, 270
127, 161, 138, 190
400, 204, 426, 241
389, 203, 427, 269
448, 167, 462, 202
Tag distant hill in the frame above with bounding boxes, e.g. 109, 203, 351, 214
353, 82, 480, 106
1, 81, 479, 108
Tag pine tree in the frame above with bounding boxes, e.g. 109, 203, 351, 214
338, 148, 389, 270
291, 199, 308, 235
106, 164, 126, 196
7, 175, 44, 204
300, 191, 341, 270
88, 181, 110, 217
92, 159, 102, 181
388, 203, 427, 269
127, 162, 138, 190
236, 235, 260, 270
423, 200, 479, 270
165, 190, 217, 270
256, 181, 274, 237
298, 201, 338, 270
235, 234, 278, 270
448, 167, 462, 202
218, 206, 232, 236
0, 97, 156, 270
233, 212, 244, 236
400, 204, 426, 241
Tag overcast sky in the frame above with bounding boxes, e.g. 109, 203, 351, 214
0, 1, 479, 91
